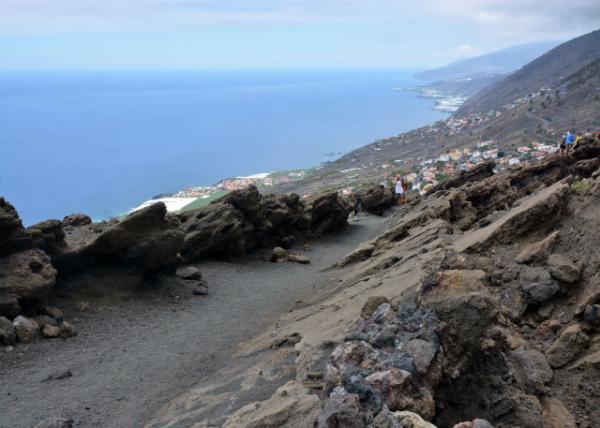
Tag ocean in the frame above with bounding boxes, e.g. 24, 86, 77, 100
0, 70, 446, 226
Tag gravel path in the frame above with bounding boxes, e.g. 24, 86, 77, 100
0, 214, 388, 428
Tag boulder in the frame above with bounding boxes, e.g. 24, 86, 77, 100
57, 202, 184, 273
0, 248, 57, 301
13, 315, 39, 343
545, 324, 589, 368
59, 321, 78, 338
361, 296, 390, 319
62, 213, 92, 227
0, 316, 16, 345
361, 186, 393, 216
546, 254, 581, 283
307, 192, 351, 236
175, 266, 202, 280
509, 347, 553, 391
405, 339, 437, 374
26, 219, 65, 255
0, 294, 21, 318
519, 267, 559, 306
271, 247, 288, 262
364, 368, 412, 410
317, 387, 368, 428
179, 197, 257, 261
42, 324, 60, 338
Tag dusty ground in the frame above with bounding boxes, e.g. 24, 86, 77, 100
0, 213, 388, 428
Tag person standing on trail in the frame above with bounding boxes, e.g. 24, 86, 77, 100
401, 178, 409, 204
395, 176, 404, 205
565, 131, 575, 150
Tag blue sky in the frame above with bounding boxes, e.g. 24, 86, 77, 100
1, 0, 599, 70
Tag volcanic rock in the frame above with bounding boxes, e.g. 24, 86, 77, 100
545, 324, 589, 368
271, 247, 288, 262
0, 316, 16, 346
0, 294, 21, 318
13, 315, 39, 343
175, 266, 202, 280
59, 321, 78, 339
546, 254, 581, 283
42, 324, 60, 338
26, 219, 66, 255
0, 248, 57, 302
361, 185, 393, 216
62, 213, 92, 227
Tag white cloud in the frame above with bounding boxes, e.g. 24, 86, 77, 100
427, 0, 600, 41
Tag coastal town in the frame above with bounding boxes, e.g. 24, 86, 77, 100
136, 77, 594, 213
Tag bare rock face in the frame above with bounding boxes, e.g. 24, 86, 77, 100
307, 191, 352, 236
0, 248, 57, 302
0, 197, 32, 256
545, 324, 589, 368
56, 202, 184, 274
26, 219, 66, 255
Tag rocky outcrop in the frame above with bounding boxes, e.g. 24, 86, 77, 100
26, 219, 66, 255
0, 249, 57, 304
151, 140, 600, 428
55, 202, 184, 274
62, 213, 92, 227
360, 185, 394, 216
179, 186, 349, 262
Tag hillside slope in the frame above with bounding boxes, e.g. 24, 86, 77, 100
273, 29, 600, 197
459, 29, 600, 114
416, 41, 559, 81
149, 135, 600, 428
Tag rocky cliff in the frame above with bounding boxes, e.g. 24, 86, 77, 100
146, 135, 600, 428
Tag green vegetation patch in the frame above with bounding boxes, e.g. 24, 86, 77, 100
179, 190, 230, 212
571, 179, 593, 195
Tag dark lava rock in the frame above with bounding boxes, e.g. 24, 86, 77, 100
0, 248, 57, 302
62, 213, 92, 227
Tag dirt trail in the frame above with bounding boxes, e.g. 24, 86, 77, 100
0, 214, 388, 428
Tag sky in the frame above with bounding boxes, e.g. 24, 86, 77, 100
0, 0, 599, 70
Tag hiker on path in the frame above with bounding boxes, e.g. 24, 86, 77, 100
394, 176, 404, 206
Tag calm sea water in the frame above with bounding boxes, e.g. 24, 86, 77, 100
0, 70, 446, 225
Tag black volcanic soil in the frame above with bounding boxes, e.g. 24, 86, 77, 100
0, 213, 389, 428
